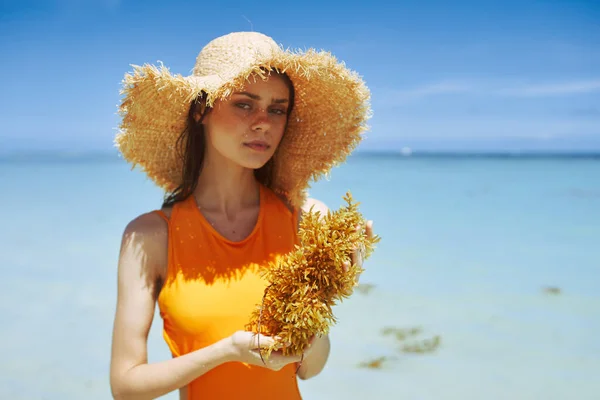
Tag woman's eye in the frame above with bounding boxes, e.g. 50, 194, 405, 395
270, 108, 286, 115
235, 102, 251, 109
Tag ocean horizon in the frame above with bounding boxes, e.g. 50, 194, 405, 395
2, 148, 600, 163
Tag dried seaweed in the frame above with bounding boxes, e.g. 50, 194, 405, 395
381, 326, 423, 341
357, 327, 441, 370
401, 335, 441, 354
381, 326, 441, 355
246, 191, 380, 357
357, 356, 390, 369
542, 286, 561, 295
355, 282, 376, 295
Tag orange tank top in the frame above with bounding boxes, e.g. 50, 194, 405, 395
155, 184, 303, 399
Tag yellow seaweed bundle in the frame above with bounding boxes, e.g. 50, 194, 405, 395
246, 191, 381, 357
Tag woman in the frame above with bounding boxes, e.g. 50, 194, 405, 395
109, 31, 373, 399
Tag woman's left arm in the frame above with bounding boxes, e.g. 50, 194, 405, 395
296, 334, 331, 380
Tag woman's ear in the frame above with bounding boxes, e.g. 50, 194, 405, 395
193, 110, 202, 123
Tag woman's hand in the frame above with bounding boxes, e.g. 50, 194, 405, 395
344, 220, 374, 274
228, 331, 313, 371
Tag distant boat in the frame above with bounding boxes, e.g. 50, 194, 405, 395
400, 147, 412, 156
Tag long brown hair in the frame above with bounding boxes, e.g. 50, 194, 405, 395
162, 70, 295, 208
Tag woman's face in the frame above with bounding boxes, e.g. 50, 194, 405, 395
198, 73, 291, 170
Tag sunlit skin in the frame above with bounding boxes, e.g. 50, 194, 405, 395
190, 74, 292, 242
196, 74, 290, 171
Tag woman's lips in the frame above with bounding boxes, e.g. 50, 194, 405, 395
244, 141, 270, 151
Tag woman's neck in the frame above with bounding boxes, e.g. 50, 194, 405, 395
194, 153, 261, 217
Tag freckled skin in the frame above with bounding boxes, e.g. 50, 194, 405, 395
197, 75, 291, 171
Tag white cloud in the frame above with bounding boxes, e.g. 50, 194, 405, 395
494, 80, 600, 97
381, 79, 600, 102
396, 81, 472, 98
370, 117, 600, 140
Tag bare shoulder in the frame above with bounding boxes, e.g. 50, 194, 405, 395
301, 197, 330, 216
118, 208, 171, 290
121, 209, 169, 247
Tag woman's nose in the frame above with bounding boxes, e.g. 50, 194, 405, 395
250, 108, 270, 131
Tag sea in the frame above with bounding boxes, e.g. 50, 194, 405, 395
1, 151, 599, 399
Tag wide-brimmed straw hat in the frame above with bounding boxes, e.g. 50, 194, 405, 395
115, 31, 371, 208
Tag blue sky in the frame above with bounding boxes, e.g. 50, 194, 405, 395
1, 0, 599, 153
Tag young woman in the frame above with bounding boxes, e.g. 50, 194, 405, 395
109, 31, 373, 400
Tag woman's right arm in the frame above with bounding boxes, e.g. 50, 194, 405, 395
109, 212, 235, 400
109, 213, 305, 400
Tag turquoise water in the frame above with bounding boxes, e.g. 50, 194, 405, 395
1, 153, 599, 399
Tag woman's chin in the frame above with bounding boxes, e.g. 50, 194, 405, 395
238, 153, 274, 170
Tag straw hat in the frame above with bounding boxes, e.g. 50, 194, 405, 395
115, 31, 371, 208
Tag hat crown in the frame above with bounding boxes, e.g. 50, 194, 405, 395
192, 32, 281, 78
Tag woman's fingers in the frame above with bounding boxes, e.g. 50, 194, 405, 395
343, 260, 351, 272
250, 335, 321, 371
366, 220, 373, 239
254, 349, 303, 370
343, 219, 374, 273
249, 333, 280, 350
